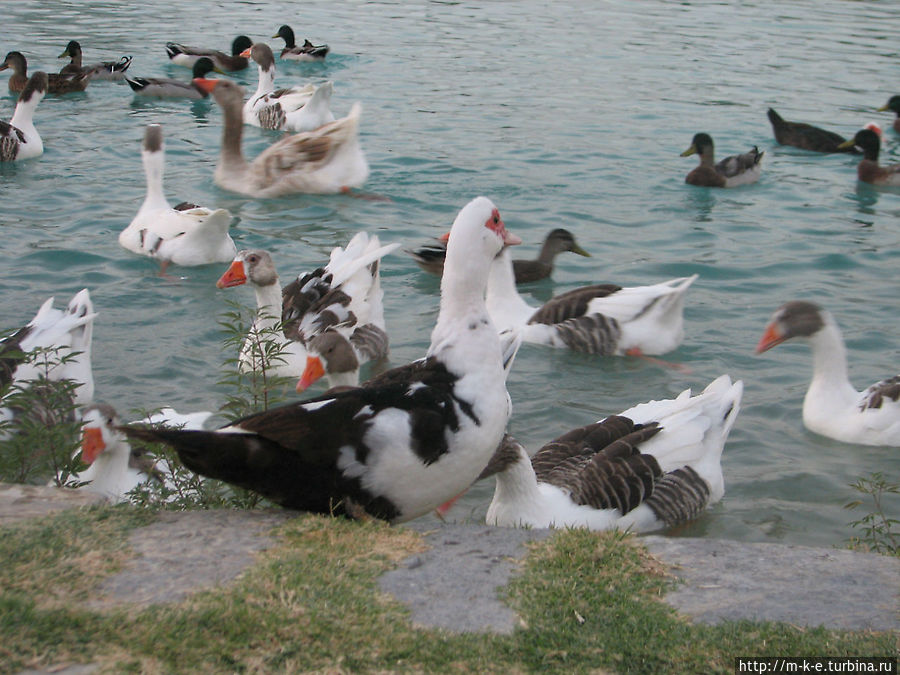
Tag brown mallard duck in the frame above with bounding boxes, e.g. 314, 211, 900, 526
680, 133, 763, 187
837, 128, 900, 186
408, 228, 590, 283
766, 108, 856, 153
272, 25, 329, 60
1, 51, 88, 94
165, 35, 252, 71
58, 40, 132, 81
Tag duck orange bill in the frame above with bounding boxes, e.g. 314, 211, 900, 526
192, 77, 219, 94
297, 355, 325, 392
81, 428, 105, 464
216, 260, 247, 288
755, 323, 784, 354
239, 47, 252, 58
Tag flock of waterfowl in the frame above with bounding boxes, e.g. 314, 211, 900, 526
1, 29, 898, 530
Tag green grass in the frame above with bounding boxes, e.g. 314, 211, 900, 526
0, 508, 895, 674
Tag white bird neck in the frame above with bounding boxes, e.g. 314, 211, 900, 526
485, 248, 535, 328
9, 99, 38, 135
489, 446, 543, 512
252, 280, 284, 331
805, 317, 858, 402
252, 64, 276, 98
140, 149, 171, 214
81, 436, 132, 496
430, 241, 496, 355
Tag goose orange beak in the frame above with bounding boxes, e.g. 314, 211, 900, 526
755, 323, 784, 354
297, 356, 325, 392
81, 427, 104, 464
216, 260, 247, 288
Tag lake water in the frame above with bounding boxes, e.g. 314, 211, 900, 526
1, 0, 898, 548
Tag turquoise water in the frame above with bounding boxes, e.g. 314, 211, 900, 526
1, 1, 898, 547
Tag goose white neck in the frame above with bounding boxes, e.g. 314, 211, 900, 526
252, 280, 284, 331
485, 248, 535, 329
806, 315, 858, 401
140, 148, 170, 214
9, 98, 38, 135
486, 446, 543, 520
252, 64, 276, 98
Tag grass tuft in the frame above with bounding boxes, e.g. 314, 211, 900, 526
0, 508, 895, 674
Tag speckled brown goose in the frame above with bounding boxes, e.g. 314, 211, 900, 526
483, 375, 743, 531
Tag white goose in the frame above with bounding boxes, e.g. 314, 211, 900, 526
295, 242, 393, 392
1, 289, 96, 405
0, 71, 46, 162
122, 196, 522, 523
119, 124, 235, 274
485, 375, 743, 531
241, 42, 334, 132
194, 76, 368, 196
486, 247, 696, 356
75, 404, 213, 502
756, 301, 900, 446
217, 233, 400, 381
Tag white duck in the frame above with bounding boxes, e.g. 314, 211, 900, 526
484, 375, 743, 531
217, 233, 400, 381
1, 289, 96, 406
0, 71, 46, 162
119, 124, 235, 274
241, 42, 334, 132
75, 404, 213, 502
756, 301, 900, 446
486, 247, 696, 356
194, 76, 368, 196
122, 196, 522, 523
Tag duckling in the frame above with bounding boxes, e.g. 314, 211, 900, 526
766, 108, 856, 153
0, 51, 88, 94
680, 132, 763, 187
837, 128, 900, 186
876, 96, 900, 134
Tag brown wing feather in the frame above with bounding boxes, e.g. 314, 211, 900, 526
861, 375, 900, 411
528, 284, 622, 324
532, 416, 664, 513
